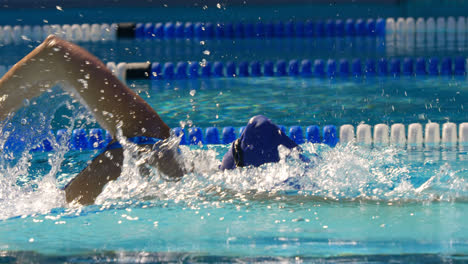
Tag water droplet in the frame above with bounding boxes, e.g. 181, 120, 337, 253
216, 3, 221, 8
23, 99, 30, 106
77, 79, 88, 89
199, 59, 207, 67
105, 152, 113, 160
56, 5, 63, 11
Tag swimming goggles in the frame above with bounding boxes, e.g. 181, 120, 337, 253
232, 138, 244, 167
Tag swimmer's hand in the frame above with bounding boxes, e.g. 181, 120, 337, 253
65, 142, 186, 205
147, 140, 186, 180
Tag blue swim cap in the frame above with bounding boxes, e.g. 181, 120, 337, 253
221, 115, 298, 170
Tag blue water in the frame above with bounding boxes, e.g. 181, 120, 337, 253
2, 2, 468, 26
1, 4, 468, 263
1, 75, 468, 263
143, 76, 468, 128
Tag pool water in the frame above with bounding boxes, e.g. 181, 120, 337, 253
1, 75, 468, 262
142, 76, 468, 128
1, 4, 468, 263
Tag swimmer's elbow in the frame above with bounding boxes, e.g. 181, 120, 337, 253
44, 34, 58, 44
41, 35, 73, 53
43, 34, 66, 48
38, 35, 60, 51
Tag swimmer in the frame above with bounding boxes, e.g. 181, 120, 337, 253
0, 35, 301, 205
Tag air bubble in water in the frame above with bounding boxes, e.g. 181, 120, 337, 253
21, 118, 28, 125
190, 90, 196, 96
23, 99, 30, 107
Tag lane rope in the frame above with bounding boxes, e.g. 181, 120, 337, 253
10, 122, 468, 152
104, 57, 468, 81
1, 17, 468, 44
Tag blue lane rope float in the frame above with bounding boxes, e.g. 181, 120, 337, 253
1, 16, 468, 44
104, 56, 468, 81
15, 122, 468, 152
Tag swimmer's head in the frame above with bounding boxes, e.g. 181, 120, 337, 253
220, 115, 298, 170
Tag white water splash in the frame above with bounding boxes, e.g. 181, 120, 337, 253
0, 150, 66, 220
93, 140, 468, 208
1, 127, 468, 220
0, 88, 91, 220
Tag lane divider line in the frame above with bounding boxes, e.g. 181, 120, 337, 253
7, 122, 468, 152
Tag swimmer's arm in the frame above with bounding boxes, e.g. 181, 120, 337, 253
0, 35, 168, 139
0, 35, 185, 205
